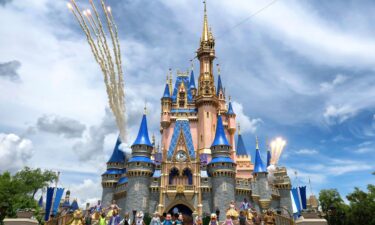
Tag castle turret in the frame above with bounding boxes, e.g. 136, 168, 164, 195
125, 111, 155, 213
207, 115, 236, 221
227, 98, 236, 158
189, 67, 197, 97
235, 125, 253, 179
161, 80, 172, 129
216, 65, 226, 113
253, 137, 271, 210
196, 2, 219, 156
101, 137, 126, 206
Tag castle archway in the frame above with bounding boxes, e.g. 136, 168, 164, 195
167, 203, 193, 225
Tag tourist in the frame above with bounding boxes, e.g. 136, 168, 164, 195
251, 211, 261, 225
85, 210, 92, 225
209, 213, 218, 225
162, 214, 173, 225
263, 210, 275, 225
150, 212, 161, 225
238, 211, 246, 225
120, 213, 130, 225
98, 213, 107, 225
194, 216, 202, 225
223, 214, 233, 225
174, 214, 183, 225
108, 210, 122, 225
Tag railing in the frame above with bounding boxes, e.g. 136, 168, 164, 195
166, 185, 194, 191
185, 185, 194, 191
275, 214, 295, 225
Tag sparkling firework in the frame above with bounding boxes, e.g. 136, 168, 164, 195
270, 137, 286, 166
68, 0, 126, 142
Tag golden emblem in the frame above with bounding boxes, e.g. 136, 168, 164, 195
177, 185, 185, 193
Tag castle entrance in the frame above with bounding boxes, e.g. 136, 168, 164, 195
168, 204, 193, 225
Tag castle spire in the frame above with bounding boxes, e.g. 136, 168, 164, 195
211, 115, 230, 147
132, 113, 152, 147
236, 124, 247, 156
254, 136, 267, 173
201, 0, 209, 43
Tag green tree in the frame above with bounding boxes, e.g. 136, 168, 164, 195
318, 189, 348, 225
345, 185, 375, 225
0, 167, 57, 225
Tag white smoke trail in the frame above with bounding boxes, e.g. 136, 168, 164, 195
68, 0, 127, 143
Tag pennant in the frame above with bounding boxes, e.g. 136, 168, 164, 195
299, 186, 307, 210
291, 187, 302, 212
44, 187, 55, 221
52, 188, 65, 215
267, 150, 271, 167
38, 195, 43, 208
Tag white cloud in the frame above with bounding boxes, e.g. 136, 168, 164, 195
232, 101, 262, 134
323, 105, 357, 124
0, 133, 33, 172
320, 74, 348, 92
69, 179, 101, 207
295, 148, 318, 155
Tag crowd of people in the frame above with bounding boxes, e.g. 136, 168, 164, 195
64, 199, 277, 225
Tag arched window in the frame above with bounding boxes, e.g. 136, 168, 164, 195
182, 168, 193, 185
169, 168, 179, 185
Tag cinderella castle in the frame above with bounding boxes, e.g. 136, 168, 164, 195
101, 3, 292, 220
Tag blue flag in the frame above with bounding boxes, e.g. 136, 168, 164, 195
299, 186, 307, 210
38, 195, 43, 208
52, 188, 65, 215
44, 187, 55, 221
291, 187, 302, 212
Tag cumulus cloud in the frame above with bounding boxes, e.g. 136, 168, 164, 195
232, 101, 262, 133
323, 105, 357, 124
0, 133, 33, 172
0, 60, 21, 82
295, 148, 318, 155
69, 179, 101, 207
35, 114, 86, 138
73, 108, 117, 161
320, 74, 348, 92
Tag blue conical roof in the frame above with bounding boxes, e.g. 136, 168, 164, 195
70, 200, 79, 211
227, 101, 235, 115
132, 114, 152, 147
107, 137, 126, 163
189, 70, 196, 89
254, 148, 267, 173
267, 150, 271, 167
163, 83, 170, 98
236, 134, 247, 156
217, 74, 223, 96
211, 115, 230, 147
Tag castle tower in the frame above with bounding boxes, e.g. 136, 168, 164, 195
101, 137, 126, 206
161, 79, 172, 129
207, 115, 236, 221
235, 125, 253, 179
216, 65, 226, 113
125, 112, 155, 213
252, 138, 271, 210
226, 99, 236, 158
189, 65, 197, 97
196, 1, 219, 156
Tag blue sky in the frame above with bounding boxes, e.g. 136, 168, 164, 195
0, 0, 374, 205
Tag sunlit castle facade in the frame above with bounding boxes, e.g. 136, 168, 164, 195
101, 3, 292, 220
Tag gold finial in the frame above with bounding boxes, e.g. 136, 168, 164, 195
217, 63, 220, 75
201, 0, 209, 42
238, 123, 241, 135
256, 136, 259, 150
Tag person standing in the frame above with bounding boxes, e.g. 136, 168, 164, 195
263, 210, 275, 225
108, 210, 122, 225
150, 212, 161, 225
162, 214, 173, 225
238, 211, 246, 225
251, 211, 261, 225
98, 213, 107, 225
174, 214, 183, 225
209, 214, 218, 225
